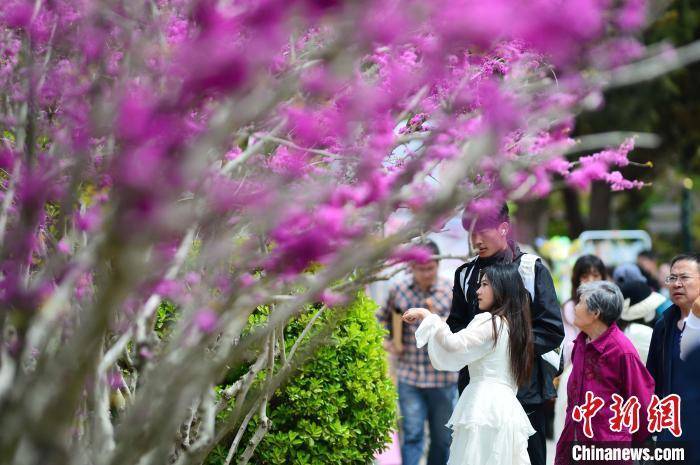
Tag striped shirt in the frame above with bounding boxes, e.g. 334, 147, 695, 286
378, 276, 458, 388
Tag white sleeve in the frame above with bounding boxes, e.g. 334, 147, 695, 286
415, 312, 500, 372
681, 313, 700, 360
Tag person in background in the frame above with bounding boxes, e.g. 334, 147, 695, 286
447, 202, 563, 465
553, 254, 607, 442
637, 249, 662, 292
646, 253, 700, 444
612, 262, 647, 287
658, 262, 672, 299
617, 280, 658, 363
561, 255, 608, 366
377, 240, 457, 465
613, 263, 672, 321
555, 281, 655, 465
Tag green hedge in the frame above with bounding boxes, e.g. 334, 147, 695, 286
210, 292, 396, 465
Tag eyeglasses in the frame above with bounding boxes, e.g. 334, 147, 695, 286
665, 275, 700, 285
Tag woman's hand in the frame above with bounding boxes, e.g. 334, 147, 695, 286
693, 295, 700, 318
402, 307, 431, 324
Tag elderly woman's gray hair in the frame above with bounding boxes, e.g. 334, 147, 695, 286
577, 281, 623, 326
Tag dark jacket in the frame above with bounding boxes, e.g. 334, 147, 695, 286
646, 305, 682, 397
446, 242, 564, 404
679, 346, 700, 462
647, 305, 699, 451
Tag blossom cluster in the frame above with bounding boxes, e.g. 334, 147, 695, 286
0, 0, 652, 463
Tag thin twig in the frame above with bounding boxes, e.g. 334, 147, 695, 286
287, 305, 326, 361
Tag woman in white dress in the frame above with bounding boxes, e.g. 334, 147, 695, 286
402, 264, 536, 465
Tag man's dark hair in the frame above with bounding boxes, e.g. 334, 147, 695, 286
417, 239, 440, 260
461, 202, 510, 231
670, 253, 700, 270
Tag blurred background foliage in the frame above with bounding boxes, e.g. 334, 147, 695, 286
516, 0, 700, 260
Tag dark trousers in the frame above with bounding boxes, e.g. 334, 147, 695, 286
522, 403, 547, 465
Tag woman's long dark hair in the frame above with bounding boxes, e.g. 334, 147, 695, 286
482, 264, 534, 387
571, 255, 607, 303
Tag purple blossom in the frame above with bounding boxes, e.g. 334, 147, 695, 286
1, 1, 33, 29
154, 279, 184, 300
194, 308, 218, 334
74, 272, 94, 300
617, 0, 646, 31
268, 146, 312, 178
139, 347, 154, 360
605, 171, 644, 191
76, 207, 101, 232
239, 273, 256, 288
567, 160, 608, 190
544, 157, 571, 176
390, 245, 434, 265
319, 290, 347, 307
108, 369, 126, 390
57, 239, 71, 254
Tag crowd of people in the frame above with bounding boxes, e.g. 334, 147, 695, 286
377, 203, 699, 465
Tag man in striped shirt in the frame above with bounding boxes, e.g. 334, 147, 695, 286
378, 240, 457, 465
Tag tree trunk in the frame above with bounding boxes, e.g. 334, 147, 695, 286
562, 187, 586, 238
514, 198, 549, 245
588, 181, 613, 230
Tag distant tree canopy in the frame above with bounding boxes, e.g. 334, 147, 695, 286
552, 0, 700, 252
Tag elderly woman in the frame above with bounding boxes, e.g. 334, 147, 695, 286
555, 281, 655, 465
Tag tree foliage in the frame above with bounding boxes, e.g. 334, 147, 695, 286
0, 1, 683, 464
208, 292, 395, 465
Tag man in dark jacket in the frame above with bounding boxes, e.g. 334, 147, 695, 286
447, 203, 564, 465
646, 253, 700, 446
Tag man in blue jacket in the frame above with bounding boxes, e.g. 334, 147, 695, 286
646, 253, 700, 448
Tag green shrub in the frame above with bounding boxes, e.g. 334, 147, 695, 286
212, 292, 396, 465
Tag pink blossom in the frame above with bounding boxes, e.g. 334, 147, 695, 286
225, 147, 242, 160
108, 369, 126, 390
544, 157, 571, 176
75, 272, 94, 300
567, 160, 608, 190
194, 308, 218, 334
1, 1, 33, 29
319, 290, 347, 307
617, 0, 646, 31
268, 146, 312, 178
390, 245, 434, 265
76, 207, 101, 232
466, 196, 504, 217
239, 273, 256, 288
139, 347, 154, 360
185, 272, 201, 287
57, 239, 71, 254
579, 138, 635, 167
605, 171, 644, 191
155, 279, 183, 300
531, 168, 552, 197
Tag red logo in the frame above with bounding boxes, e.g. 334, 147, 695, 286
647, 394, 682, 438
572, 391, 605, 438
609, 394, 641, 434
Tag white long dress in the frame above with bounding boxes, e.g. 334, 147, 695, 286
415, 312, 535, 465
